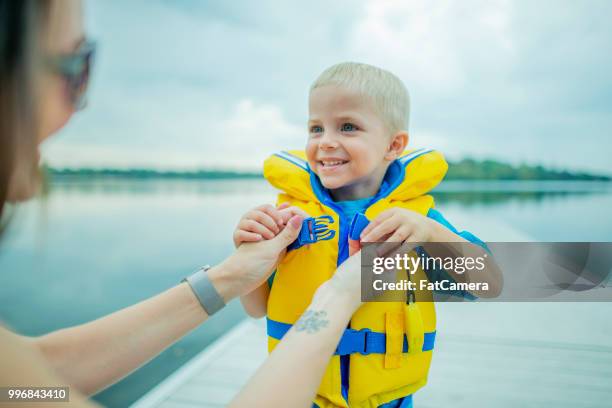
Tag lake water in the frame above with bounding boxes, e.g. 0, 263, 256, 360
1, 179, 611, 407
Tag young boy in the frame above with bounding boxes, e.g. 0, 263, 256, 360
234, 62, 493, 408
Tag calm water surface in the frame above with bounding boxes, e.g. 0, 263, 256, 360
0, 179, 610, 407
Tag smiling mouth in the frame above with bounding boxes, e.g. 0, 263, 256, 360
318, 160, 349, 170
319, 160, 348, 167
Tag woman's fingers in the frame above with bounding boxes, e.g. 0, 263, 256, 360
233, 203, 300, 249
236, 204, 309, 248
267, 215, 303, 251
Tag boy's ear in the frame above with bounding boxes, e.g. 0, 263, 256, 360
385, 131, 409, 161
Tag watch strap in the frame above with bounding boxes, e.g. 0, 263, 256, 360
182, 265, 225, 316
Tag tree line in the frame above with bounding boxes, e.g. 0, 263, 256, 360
46, 159, 610, 181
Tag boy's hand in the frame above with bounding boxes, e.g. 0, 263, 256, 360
360, 208, 432, 244
233, 203, 309, 248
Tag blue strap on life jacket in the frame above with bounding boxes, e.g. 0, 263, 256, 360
349, 212, 370, 240
288, 215, 336, 251
267, 318, 436, 355
289, 213, 370, 251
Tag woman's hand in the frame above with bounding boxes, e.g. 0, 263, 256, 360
233, 204, 284, 247
213, 214, 304, 301
319, 250, 364, 311
233, 203, 309, 247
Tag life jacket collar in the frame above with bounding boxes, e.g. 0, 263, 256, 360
263, 148, 448, 205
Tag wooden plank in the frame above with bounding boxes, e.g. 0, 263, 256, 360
131, 320, 261, 408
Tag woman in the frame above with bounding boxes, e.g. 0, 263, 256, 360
0, 1, 363, 406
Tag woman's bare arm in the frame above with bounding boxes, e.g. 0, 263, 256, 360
0, 326, 96, 407
30, 282, 208, 395
229, 253, 362, 408
24, 216, 303, 396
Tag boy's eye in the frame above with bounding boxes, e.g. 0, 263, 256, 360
340, 123, 358, 132
310, 125, 323, 134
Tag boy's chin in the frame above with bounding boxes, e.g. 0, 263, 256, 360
318, 175, 349, 191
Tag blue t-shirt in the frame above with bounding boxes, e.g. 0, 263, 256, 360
335, 197, 372, 223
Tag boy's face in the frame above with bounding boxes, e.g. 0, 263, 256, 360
306, 85, 393, 192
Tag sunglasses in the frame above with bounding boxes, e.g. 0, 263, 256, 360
46, 40, 96, 110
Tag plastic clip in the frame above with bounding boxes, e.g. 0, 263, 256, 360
296, 215, 336, 246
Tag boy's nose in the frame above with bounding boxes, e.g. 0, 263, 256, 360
319, 131, 339, 150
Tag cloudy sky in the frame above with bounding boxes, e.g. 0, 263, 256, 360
42, 0, 612, 174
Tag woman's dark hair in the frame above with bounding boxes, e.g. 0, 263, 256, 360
0, 0, 50, 233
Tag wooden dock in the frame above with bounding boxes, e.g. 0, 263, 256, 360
131, 316, 612, 408
131, 319, 267, 408
132, 218, 612, 408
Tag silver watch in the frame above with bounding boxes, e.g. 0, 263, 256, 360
182, 265, 226, 316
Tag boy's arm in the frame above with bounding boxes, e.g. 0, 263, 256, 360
240, 283, 270, 318
361, 208, 503, 298
423, 214, 503, 298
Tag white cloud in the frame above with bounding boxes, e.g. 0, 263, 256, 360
349, 0, 516, 93
42, 98, 304, 170
41, 0, 612, 174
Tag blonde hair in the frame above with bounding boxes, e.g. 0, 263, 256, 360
310, 62, 410, 134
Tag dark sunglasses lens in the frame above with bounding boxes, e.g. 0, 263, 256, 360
67, 50, 93, 110
70, 52, 92, 109
52, 42, 95, 110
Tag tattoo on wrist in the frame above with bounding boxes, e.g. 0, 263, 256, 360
295, 310, 329, 334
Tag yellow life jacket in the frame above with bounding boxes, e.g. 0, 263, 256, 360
264, 148, 448, 408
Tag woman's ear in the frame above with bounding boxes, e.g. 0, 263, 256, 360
385, 131, 409, 161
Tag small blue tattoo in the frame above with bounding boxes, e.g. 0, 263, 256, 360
295, 310, 329, 334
